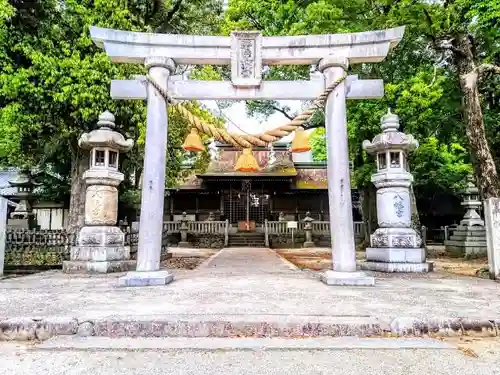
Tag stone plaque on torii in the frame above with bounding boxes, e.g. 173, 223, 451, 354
90, 26, 405, 287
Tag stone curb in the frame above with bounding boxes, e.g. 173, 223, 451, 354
0, 316, 499, 341
389, 317, 499, 337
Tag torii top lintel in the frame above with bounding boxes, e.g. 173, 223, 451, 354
91, 26, 404, 87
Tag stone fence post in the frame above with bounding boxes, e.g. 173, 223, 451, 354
0, 197, 7, 276
484, 197, 500, 279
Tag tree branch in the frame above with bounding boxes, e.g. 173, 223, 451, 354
270, 104, 294, 120
477, 64, 500, 75
302, 122, 322, 130
165, 0, 184, 24
431, 37, 468, 57
244, 12, 264, 30
462, 64, 500, 90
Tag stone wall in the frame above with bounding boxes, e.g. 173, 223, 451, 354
188, 233, 224, 249
270, 234, 332, 248
124, 229, 224, 255
4, 228, 222, 268
269, 233, 364, 248
124, 230, 177, 261
5, 229, 75, 267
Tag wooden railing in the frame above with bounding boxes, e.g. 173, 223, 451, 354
161, 220, 230, 246
266, 221, 364, 236
162, 221, 180, 233
267, 221, 289, 235
264, 220, 364, 248
158, 219, 363, 249
188, 221, 227, 234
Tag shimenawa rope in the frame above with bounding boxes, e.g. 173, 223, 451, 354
145, 73, 347, 148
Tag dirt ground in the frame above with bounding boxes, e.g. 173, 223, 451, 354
162, 257, 207, 270
442, 337, 500, 358
275, 247, 489, 277
162, 248, 219, 270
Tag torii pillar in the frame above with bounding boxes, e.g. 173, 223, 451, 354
90, 26, 405, 287
318, 57, 373, 285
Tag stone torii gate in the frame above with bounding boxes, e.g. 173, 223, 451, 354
90, 26, 405, 287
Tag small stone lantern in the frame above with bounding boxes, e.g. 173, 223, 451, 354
7, 170, 36, 229
361, 109, 431, 272
460, 175, 484, 227
302, 211, 315, 248
63, 111, 134, 273
178, 212, 190, 248
444, 174, 487, 257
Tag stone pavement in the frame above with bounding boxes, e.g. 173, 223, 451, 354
1, 247, 500, 340
196, 247, 299, 274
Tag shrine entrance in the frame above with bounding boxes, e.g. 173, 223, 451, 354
91, 25, 405, 286
225, 181, 270, 230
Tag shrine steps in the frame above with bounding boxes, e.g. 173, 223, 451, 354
227, 232, 266, 247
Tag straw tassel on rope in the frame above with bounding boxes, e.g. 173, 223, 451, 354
182, 128, 204, 152
235, 148, 260, 172
291, 127, 312, 153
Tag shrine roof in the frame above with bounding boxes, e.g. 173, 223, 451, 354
170, 148, 334, 190
171, 167, 330, 190
202, 148, 296, 175
293, 168, 328, 189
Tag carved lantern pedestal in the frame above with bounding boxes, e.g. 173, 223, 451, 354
361, 110, 432, 273
63, 111, 135, 274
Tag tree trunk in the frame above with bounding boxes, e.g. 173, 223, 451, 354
67, 149, 89, 233
455, 35, 500, 199
409, 185, 422, 239
359, 184, 378, 247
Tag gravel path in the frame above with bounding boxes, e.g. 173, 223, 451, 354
2, 338, 500, 375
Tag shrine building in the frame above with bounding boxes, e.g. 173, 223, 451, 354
165, 141, 361, 229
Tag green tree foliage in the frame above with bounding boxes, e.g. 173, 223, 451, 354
310, 128, 326, 162
0, 0, 224, 227
223, 0, 495, 228
412, 137, 472, 193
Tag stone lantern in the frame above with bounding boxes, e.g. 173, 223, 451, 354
444, 175, 487, 257
178, 212, 190, 248
459, 175, 484, 227
63, 111, 135, 273
7, 170, 36, 229
361, 109, 432, 272
302, 211, 315, 248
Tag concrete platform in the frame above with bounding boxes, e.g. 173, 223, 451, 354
1, 248, 500, 340
320, 270, 375, 286
118, 270, 174, 287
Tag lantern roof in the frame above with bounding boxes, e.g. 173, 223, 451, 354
462, 174, 479, 195
362, 109, 419, 154
78, 111, 134, 152
8, 169, 33, 188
